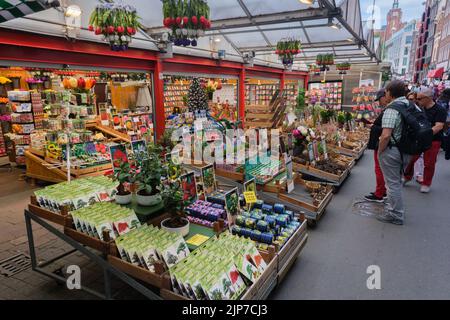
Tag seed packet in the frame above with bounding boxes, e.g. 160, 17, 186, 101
234, 253, 259, 283
225, 262, 246, 299
244, 244, 267, 273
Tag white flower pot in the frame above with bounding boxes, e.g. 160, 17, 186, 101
161, 218, 190, 237
197, 29, 204, 37
136, 193, 162, 207
182, 29, 188, 36
115, 193, 132, 205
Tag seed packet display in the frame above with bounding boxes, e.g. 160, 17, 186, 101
244, 243, 267, 273
226, 262, 246, 299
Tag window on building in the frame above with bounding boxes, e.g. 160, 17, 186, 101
402, 69, 406, 75
405, 36, 413, 44
404, 47, 409, 55
403, 57, 408, 66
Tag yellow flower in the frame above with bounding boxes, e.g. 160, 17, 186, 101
0, 77, 12, 84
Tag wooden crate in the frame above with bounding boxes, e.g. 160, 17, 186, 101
215, 167, 245, 182
28, 196, 71, 227
25, 151, 67, 183
64, 227, 113, 255
159, 248, 277, 301
293, 161, 349, 186
107, 244, 172, 290
277, 220, 308, 283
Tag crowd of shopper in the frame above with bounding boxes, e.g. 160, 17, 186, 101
366, 80, 449, 226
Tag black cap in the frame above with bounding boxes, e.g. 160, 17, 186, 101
375, 89, 386, 101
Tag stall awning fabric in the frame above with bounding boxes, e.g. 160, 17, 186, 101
427, 68, 444, 79
0, 0, 50, 23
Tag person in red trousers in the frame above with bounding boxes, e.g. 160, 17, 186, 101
403, 87, 447, 193
365, 89, 391, 202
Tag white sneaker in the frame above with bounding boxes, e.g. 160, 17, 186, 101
420, 185, 430, 193
402, 178, 411, 186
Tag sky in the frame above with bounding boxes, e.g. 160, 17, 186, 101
360, 0, 426, 27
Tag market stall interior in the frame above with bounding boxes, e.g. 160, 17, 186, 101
0, 0, 392, 301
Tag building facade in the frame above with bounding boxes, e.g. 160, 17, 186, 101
434, 0, 450, 76
384, 20, 417, 80
384, 1, 405, 42
413, 0, 440, 83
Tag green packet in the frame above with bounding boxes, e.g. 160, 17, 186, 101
234, 253, 259, 284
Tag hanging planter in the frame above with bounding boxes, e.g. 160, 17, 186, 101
88, 3, 140, 51
275, 39, 301, 69
308, 64, 321, 75
336, 62, 351, 74
316, 54, 335, 71
162, 0, 211, 47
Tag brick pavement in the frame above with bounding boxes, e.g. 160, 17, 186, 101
0, 168, 145, 300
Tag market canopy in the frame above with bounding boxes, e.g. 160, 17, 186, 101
0, 0, 58, 23
0, 0, 379, 70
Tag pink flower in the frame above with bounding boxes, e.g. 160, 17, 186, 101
292, 129, 301, 138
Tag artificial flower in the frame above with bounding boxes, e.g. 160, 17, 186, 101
0, 76, 11, 84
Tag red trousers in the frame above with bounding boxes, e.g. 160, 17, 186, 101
374, 150, 387, 198
404, 141, 441, 187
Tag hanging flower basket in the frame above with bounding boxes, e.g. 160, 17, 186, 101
275, 39, 301, 69
88, 3, 140, 51
336, 62, 351, 74
316, 54, 335, 66
308, 64, 321, 74
162, 0, 211, 47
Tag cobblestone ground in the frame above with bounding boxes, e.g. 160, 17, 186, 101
0, 168, 145, 300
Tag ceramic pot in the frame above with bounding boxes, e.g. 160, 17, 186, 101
136, 193, 162, 207
161, 218, 190, 237
115, 193, 132, 205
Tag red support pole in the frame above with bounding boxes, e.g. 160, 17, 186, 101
280, 71, 285, 93
154, 59, 165, 140
239, 68, 246, 126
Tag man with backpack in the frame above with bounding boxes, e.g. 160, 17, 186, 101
365, 89, 390, 202
402, 88, 446, 193
377, 80, 433, 225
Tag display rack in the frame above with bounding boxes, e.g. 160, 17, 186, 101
245, 83, 279, 106
307, 81, 343, 110
8, 91, 35, 165
163, 82, 190, 118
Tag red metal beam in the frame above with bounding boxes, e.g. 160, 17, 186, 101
239, 68, 246, 125
154, 59, 165, 139
0, 28, 158, 62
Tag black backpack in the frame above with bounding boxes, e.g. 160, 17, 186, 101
368, 111, 384, 150
388, 101, 433, 155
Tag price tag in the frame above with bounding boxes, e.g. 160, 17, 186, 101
243, 191, 257, 204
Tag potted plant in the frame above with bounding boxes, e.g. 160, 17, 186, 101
135, 144, 164, 206
113, 161, 135, 205
160, 180, 190, 237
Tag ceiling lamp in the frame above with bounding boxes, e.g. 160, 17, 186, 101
65, 5, 81, 18
214, 37, 221, 43
298, 0, 315, 4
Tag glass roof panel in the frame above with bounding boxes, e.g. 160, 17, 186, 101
226, 32, 268, 48
242, 0, 318, 16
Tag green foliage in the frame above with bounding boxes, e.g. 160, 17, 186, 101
161, 180, 190, 220
296, 88, 306, 116
89, 4, 141, 30
319, 108, 336, 124
162, 0, 210, 22
136, 144, 164, 195
337, 111, 346, 125
113, 161, 135, 194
